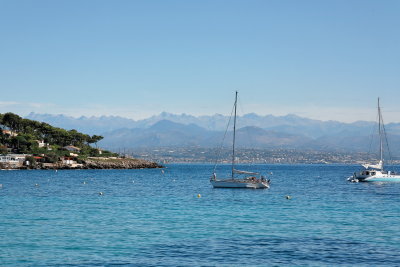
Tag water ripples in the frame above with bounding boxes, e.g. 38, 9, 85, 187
1, 165, 400, 266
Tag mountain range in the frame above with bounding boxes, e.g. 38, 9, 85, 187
25, 112, 400, 155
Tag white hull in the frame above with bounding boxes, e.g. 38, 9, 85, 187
349, 170, 400, 182
354, 175, 400, 182
211, 179, 269, 189
364, 176, 400, 182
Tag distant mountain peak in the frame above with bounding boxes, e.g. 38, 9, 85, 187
22, 111, 400, 153
149, 119, 207, 132
242, 113, 259, 119
151, 119, 181, 128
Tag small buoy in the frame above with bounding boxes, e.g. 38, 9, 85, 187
55, 169, 58, 173
35, 183, 39, 187
83, 181, 87, 184
161, 170, 164, 174
0, 184, 3, 188
132, 180, 135, 183
99, 192, 103, 195
285, 195, 291, 200
197, 194, 201, 198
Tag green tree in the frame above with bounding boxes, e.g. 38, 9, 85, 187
2, 113, 22, 132
89, 135, 104, 147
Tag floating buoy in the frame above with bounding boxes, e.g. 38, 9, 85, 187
83, 181, 87, 184
285, 195, 292, 200
132, 180, 135, 183
99, 192, 103, 195
35, 183, 39, 187
55, 169, 58, 173
161, 170, 165, 174
0, 184, 3, 188
197, 194, 201, 198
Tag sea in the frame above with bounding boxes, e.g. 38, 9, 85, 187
1, 164, 400, 266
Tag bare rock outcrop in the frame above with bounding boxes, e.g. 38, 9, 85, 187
82, 157, 162, 169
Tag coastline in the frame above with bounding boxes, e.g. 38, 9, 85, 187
81, 157, 162, 169
1, 157, 163, 170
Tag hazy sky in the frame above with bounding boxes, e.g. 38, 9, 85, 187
1, 0, 399, 122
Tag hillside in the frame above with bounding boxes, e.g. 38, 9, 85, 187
0, 112, 161, 169
0, 112, 104, 156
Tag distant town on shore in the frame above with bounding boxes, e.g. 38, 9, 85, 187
126, 147, 399, 165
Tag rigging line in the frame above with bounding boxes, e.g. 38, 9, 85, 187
232, 91, 238, 178
376, 100, 394, 170
367, 111, 379, 161
237, 95, 258, 167
381, 115, 393, 166
212, 101, 235, 174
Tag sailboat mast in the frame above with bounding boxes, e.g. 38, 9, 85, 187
378, 97, 384, 170
232, 91, 238, 178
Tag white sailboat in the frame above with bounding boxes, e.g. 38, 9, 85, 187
348, 98, 400, 182
210, 91, 270, 189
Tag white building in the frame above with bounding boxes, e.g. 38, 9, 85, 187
0, 155, 19, 163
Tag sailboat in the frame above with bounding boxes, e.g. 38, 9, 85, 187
348, 98, 400, 182
210, 92, 270, 189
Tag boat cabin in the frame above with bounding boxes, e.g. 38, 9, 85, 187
361, 171, 376, 176
360, 170, 395, 176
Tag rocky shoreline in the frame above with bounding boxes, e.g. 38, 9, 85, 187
81, 158, 162, 169
1, 157, 163, 170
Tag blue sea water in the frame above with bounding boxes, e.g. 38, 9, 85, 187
1, 164, 400, 266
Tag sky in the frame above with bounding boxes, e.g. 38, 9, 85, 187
0, 0, 399, 122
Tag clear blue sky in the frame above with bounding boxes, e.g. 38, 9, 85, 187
1, 0, 399, 122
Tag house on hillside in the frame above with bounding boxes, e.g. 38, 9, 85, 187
36, 140, 46, 148
0, 155, 19, 164
0, 154, 27, 168
62, 156, 76, 165
10, 154, 28, 162
35, 140, 52, 150
61, 156, 83, 168
2, 129, 18, 137
63, 145, 81, 152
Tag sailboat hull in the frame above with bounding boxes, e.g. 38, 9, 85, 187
362, 175, 400, 182
349, 171, 400, 182
211, 179, 269, 189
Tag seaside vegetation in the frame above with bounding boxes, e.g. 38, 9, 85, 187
0, 112, 117, 160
